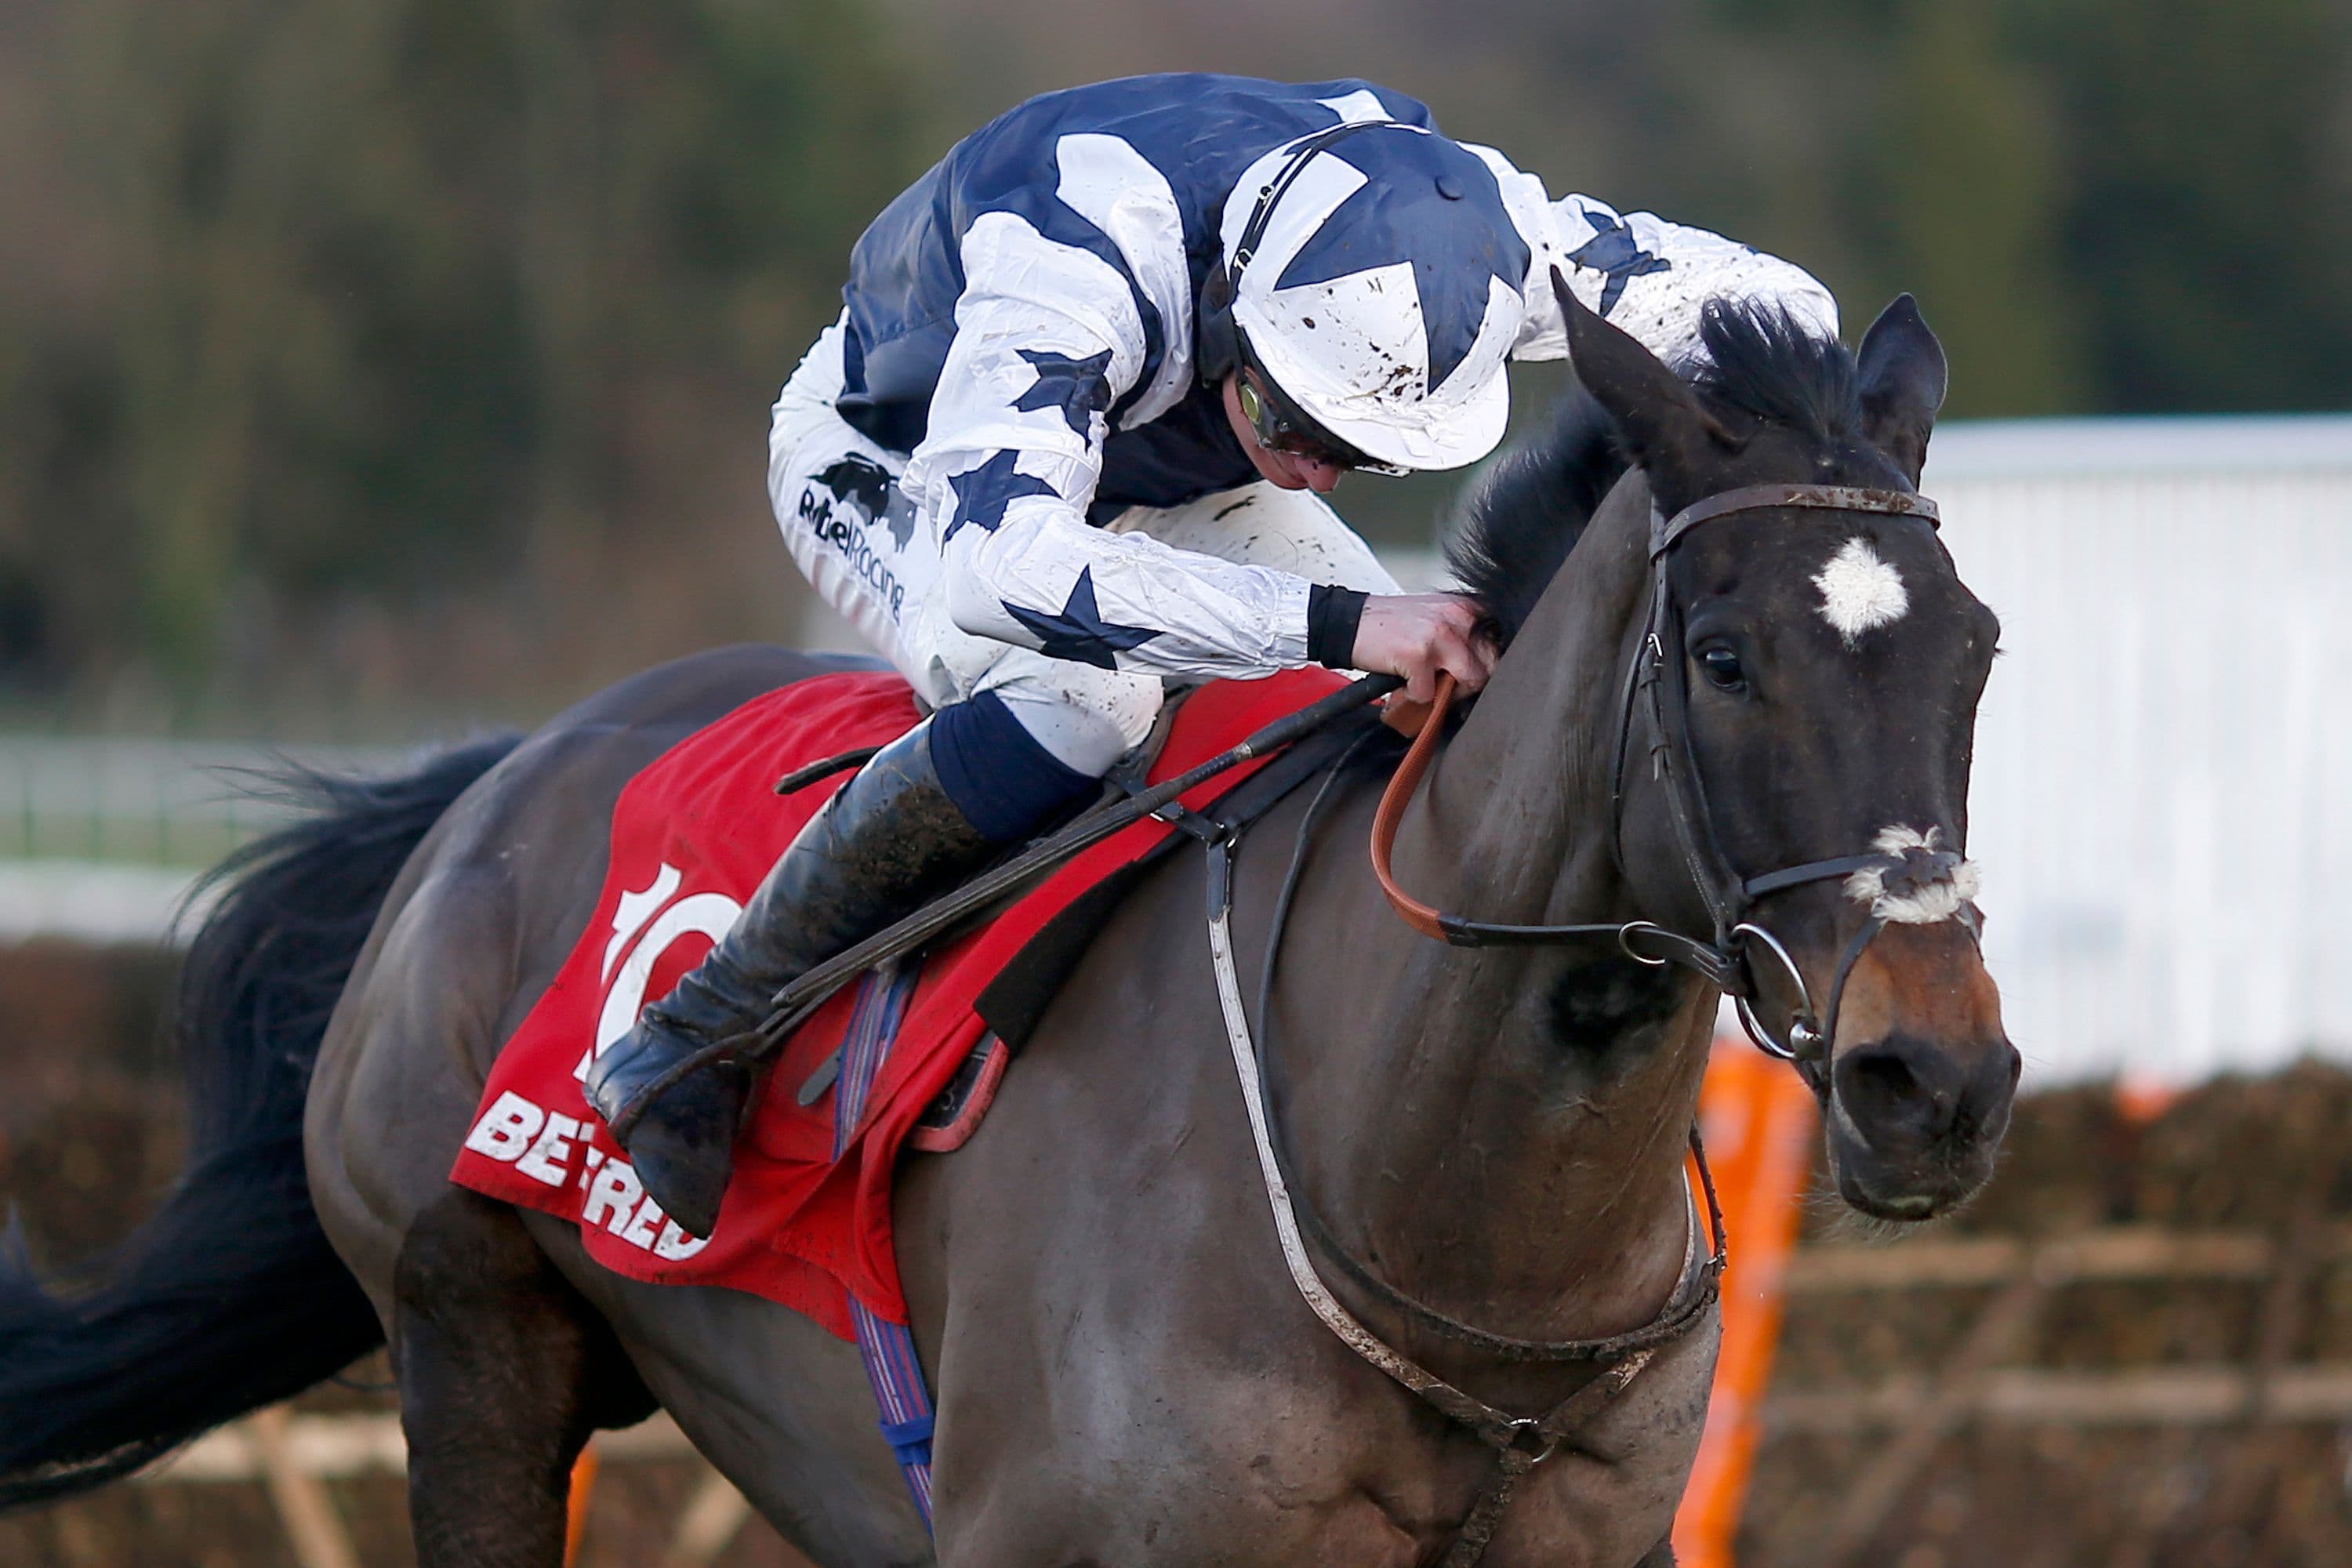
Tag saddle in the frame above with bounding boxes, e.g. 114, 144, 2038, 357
448, 666, 1378, 1338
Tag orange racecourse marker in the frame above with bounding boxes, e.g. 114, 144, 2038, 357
2114, 1076, 2181, 1128
564, 1443, 601, 1567
1673, 1036, 1820, 1567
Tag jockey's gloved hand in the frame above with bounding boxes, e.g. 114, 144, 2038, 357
1349, 594, 1496, 702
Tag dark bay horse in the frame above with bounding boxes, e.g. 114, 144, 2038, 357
0, 290, 2015, 1565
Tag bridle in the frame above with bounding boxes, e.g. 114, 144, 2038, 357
1372, 480, 1974, 1073
1201, 477, 1980, 1565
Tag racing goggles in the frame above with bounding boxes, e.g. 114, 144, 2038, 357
1234, 358, 1410, 477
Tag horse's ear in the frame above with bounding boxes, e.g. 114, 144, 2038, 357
1555, 267, 1722, 506
1856, 294, 1947, 487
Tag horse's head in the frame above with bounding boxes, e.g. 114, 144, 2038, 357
1562, 281, 2015, 1221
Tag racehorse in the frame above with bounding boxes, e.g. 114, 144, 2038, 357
0, 287, 2014, 1566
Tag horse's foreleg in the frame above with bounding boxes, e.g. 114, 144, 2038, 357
391, 1189, 655, 1568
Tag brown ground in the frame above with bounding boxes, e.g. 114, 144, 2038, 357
3, 942, 2347, 1566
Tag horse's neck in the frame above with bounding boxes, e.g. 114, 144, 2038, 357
1289, 481, 1713, 1341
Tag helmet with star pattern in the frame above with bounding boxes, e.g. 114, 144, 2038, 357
1212, 121, 1530, 472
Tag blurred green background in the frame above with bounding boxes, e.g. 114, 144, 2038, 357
2, 0, 2346, 736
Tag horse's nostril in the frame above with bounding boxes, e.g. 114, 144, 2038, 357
1835, 1036, 2020, 1152
1835, 1042, 1954, 1142
1840, 1047, 1922, 1112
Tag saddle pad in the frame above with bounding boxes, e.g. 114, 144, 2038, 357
450, 666, 1344, 1338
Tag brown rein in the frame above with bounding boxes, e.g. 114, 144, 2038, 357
1366, 669, 1738, 980
1367, 673, 1459, 941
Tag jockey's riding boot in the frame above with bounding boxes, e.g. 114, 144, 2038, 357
584, 719, 996, 1238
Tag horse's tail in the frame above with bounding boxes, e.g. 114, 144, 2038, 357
0, 731, 522, 1509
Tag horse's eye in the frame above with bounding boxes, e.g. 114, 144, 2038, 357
1700, 646, 1746, 690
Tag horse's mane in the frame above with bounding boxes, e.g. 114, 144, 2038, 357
1447, 299, 1862, 648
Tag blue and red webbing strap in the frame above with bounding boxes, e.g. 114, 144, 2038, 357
829, 960, 939, 1527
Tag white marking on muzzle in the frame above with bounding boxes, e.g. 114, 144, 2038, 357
1813, 536, 1908, 645
1844, 826, 1982, 924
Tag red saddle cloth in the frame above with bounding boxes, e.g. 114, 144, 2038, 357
449, 666, 1342, 1339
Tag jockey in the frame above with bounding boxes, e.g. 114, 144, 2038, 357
587, 72, 1838, 1235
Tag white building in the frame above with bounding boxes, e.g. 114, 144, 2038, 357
1926, 416, 2352, 1084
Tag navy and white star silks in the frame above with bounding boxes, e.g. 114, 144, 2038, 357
1566, 208, 1674, 318
1000, 568, 1161, 669
945, 451, 1061, 543
1012, 347, 1116, 438
818, 74, 1837, 684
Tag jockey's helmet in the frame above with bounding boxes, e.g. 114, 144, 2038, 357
1200, 122, 1530, 473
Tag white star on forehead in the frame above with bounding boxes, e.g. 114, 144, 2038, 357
1813, 536, 1908, 646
